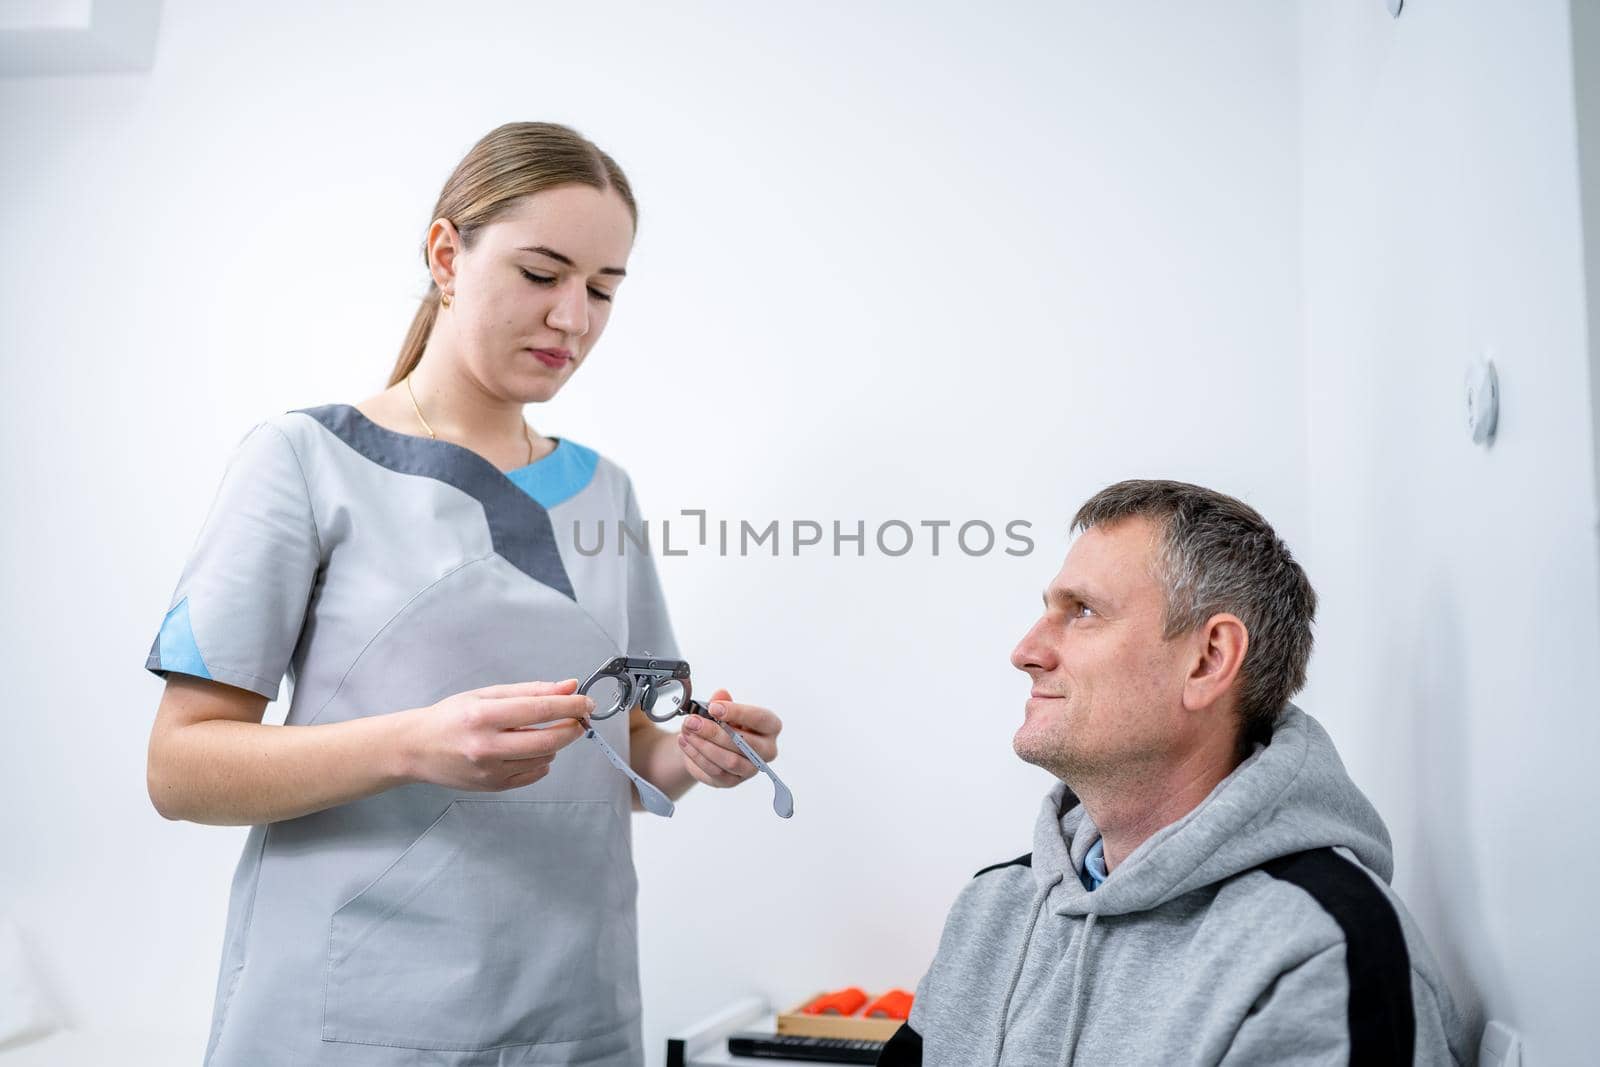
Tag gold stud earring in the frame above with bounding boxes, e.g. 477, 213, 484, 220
441, 290, 453, 308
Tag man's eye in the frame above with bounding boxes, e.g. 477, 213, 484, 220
1072, 603, 1095, 620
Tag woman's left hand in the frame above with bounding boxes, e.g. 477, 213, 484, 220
677, 689, 782, 788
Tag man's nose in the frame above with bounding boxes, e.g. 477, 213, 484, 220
1010, 617, 1056, 674
547, 282, 589, 337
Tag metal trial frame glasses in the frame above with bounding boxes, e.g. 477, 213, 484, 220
576, 656, 794, 819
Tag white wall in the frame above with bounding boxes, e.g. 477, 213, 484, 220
13, 0, 1524, 1063
1298, 0, 1600, 1061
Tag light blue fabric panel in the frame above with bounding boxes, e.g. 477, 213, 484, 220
506, 438, 600, 508
144, 421, 321, 702
156, 597, 212, 680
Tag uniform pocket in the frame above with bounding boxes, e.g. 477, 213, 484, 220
321, 799, 639, 1051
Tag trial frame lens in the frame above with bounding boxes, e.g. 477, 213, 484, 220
579, 671, 634, 720
641, 678, 687, 721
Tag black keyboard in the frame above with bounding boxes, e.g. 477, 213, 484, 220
727, 1031, 885, 1064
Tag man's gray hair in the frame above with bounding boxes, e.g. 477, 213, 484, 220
1072, 480, 1317, 750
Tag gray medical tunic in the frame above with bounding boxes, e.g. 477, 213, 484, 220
146, 404, 677, 1066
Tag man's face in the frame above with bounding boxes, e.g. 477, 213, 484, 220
1009, 517, 1194, 782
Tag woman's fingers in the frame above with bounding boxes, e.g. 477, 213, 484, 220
477, 693, 595, 730
676, 686, 782, 786
487, 718, 586, 760
686, 707, 779, 763
426, 680, 784, 794
411, 680, 596, 793
703, 689, 782, 742
474, 678, 579, 700
499, 760, 555, 790
678, 732, 744, 786
680, 726, 753, 780
500, 752, 557, 767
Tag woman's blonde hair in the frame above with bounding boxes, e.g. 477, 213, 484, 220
387, 122, 637, 387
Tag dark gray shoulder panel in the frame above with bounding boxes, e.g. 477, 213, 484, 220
973, 853, 1033, 879
1260, 847, 1415, 1063
295, 404, 575, 600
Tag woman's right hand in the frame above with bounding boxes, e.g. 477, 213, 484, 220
397, 679, 593, 792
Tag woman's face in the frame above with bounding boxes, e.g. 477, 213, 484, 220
437, 183, 635, 404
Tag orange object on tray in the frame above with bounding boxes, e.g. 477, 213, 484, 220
802, 987, 869, 1016
779, 989, 914, 1040
861, 989, 914, 1020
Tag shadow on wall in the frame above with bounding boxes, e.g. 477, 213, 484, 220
1404, 575, 1500, 1044
1573, 0, 1600, 599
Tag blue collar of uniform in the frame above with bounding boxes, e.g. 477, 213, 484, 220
504, 437, 599, 508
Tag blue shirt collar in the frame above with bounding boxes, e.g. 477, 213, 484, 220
1080, 837, 1108, 891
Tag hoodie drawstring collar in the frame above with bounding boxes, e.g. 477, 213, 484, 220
990, 873, 1063, 1066
1057, 911, 1098, 1067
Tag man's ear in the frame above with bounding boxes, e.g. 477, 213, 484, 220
1181, 613, 1248, 714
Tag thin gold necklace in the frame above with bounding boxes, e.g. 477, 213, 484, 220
405, 374, 536, 467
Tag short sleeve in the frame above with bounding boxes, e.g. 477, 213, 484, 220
145, 421, 322, 701
622, 476, 680, 660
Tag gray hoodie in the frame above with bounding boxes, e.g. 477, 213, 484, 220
879, 705, 1471, 1066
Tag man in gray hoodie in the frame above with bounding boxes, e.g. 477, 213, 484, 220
879, 480, 1470, 1066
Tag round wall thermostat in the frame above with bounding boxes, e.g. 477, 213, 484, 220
1465, 358, 1499, 446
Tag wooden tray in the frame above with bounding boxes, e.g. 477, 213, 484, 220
775, 992, 907, 1041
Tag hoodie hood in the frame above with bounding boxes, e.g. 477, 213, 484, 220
1033, 703, 1393, 917
901, 702, 1468, 1067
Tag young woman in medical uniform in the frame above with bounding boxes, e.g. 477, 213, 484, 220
143, 122, 783, 1067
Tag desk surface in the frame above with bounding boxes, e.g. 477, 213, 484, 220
673, 1015, 821, 1066
667, 999, 884, 1067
